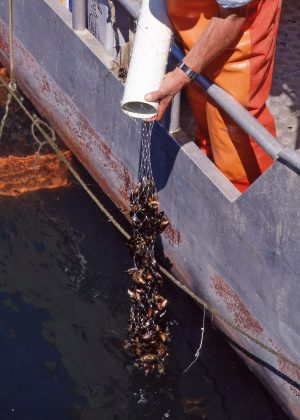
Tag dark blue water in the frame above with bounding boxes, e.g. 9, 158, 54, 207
0, 97, 287, 419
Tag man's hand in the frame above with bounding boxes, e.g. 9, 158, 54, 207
144, 67, 190, 121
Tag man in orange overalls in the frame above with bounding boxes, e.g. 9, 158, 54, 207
145, 0, 282, 192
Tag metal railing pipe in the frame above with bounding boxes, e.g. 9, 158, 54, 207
72, 0, 87, 31
277, 148, 300, 172
169, 92, 181, 134
171, 43, 284, 160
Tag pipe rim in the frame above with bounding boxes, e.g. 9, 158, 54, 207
121, 101, 157, 119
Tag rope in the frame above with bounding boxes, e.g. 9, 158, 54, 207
8, 0, 14, 82
0, 73, 299, 374
31, 115, 56, 155
183, 306, 206, 374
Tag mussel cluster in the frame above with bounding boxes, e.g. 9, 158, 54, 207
125, 176, 170, 375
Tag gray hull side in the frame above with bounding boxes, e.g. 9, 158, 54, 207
0, 0, 299, 417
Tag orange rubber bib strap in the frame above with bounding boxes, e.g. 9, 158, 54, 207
167, 0, 282, 192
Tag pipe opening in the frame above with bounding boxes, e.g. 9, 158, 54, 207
121, 101, 157, 119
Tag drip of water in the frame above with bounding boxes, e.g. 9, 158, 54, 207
138, 121, 154, 182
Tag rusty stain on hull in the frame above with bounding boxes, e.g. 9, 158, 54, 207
211, 274, 263, 336
269, 340, 300, 399
164, 223, 182, 246
211, 273, 300, 404
278, 358, 300, 399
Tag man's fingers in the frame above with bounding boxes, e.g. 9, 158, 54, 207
144, 90, 164, 102
156, 106, 166, 121
144, 90, 173, 121
143, 97, 170, 122
156, 97, 172, 121
144, 116, 157, 122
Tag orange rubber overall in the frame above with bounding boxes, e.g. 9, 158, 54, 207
167, 0, 282, 192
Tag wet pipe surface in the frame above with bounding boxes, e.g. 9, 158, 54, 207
0, 72, 289, 419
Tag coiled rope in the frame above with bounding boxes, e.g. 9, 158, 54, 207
0, 0, 299, 375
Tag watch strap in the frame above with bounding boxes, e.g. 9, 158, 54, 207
177, 62, 198, 81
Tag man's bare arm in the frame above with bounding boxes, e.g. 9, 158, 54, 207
183, 6, 248, 73
145, 6, 249, 121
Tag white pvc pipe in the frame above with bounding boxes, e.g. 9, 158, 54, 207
121, 0, 172, 119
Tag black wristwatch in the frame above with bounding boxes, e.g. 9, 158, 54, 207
177, 62, 198, 81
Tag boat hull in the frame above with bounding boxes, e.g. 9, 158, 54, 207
0, 0, 299, 417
